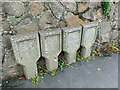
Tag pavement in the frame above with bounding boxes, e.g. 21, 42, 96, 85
2, 53, 119, 88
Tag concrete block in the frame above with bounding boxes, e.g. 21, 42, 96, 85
99, 22, 111, 43
110, 30, 119, 40
62, 25, 82, 64
10, 32, 40, 79
81, 21, 98, 58
39, 29, 62, 71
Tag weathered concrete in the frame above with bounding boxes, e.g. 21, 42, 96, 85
0, 36, 3, 87
99, 22, 112, 43
62, 25, 82, 64
81, 21, 98, 58
39, 29, 62, 71
10, 32, 40, 79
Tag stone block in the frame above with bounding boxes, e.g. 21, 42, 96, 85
60, 2, 76, 12
39, 29, 62, 71
39, 10, 58, 30
118, 19, 120, 29
2, 49, 22, 80
0, 41, 3, 63
110, 30, 119, 40
90, 1, 101, 8
64, 12, 88, 27
78, 2, 89, 12
81, 21, 98, 58
48, 2, 67, 19
0, 42, 3, 81
3, 2, 25, 17
11, 32, 40, 79
2, 18, 11, 31
118, 2, 120, 18
29, 2, 45, 16
62, 25, 82, 64
15, 18, 39, 34
99, 22, 112, 43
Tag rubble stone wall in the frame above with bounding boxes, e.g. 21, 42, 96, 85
0, 1, 119, 80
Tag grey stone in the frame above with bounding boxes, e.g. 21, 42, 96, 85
60, 2, 76, 12
39, 29, 62, 71
118, 19, 120, 29
82, 8, 95, 20
0, 1, 2, 7
3, 2, 25, 17
48, 2, 67, 20
83, 8, 103, 21
0, 7, 2, 14
62, 25, 82, 64
29, 2, 45, 16
0, 41, 3, 63
11, 32, 41, 79
0, 41, 3, 80
2, 18, 11, 30
0, 14, 2, 24
99, 22, 112, 43
119, 2, 120, 18
110, 30, 119, 40
90, 1, 101, 8
15, 18, 39, 34
2, 35, 12, 49
39, 10, 58, 31
81, 21, 98, 58
109, 3, 118, 19
2, 48, 20, 79
78, 2, 89, 12
0, 35, 3, 42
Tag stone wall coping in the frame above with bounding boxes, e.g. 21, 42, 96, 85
11, 31, 39, 42
39, 28, 62, 36
81, 21, 99, 28
61, 25, 82, 33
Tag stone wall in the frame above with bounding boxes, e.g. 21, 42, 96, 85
0, 1, 119, 80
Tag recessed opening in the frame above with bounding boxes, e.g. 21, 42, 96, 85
37, 57, 46, 73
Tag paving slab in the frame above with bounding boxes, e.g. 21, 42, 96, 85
39, 29, 62, 71
62, 25, 82, 64
10, 32, 41, 79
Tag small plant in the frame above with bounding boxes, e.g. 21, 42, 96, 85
91, 49, 103, 57
76, 51, 95, 63
101, 0, 110, 17
49, 70, 58, 76
30, 58, 68, 83
38, 66, 58, 76
30, 76, 40, 84
103, 42, 120, 54
58, 59, 68, 71
110, 43, 120, 53
76, 51, 85, 62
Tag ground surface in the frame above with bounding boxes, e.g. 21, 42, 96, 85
2, 53, 118, 88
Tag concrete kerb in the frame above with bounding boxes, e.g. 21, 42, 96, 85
10, 31, 41, 79
62, 25, 82, 64
80, 21, 98, 58
39, 29, 62, 71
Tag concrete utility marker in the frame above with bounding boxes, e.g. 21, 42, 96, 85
39, 29, 62, 71
80, 21, 98, 58
10, 21, 99, 79
62, 25, 82, 64
11, 32, 41, 79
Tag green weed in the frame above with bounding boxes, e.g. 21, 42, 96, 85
101, 0, 110, 17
